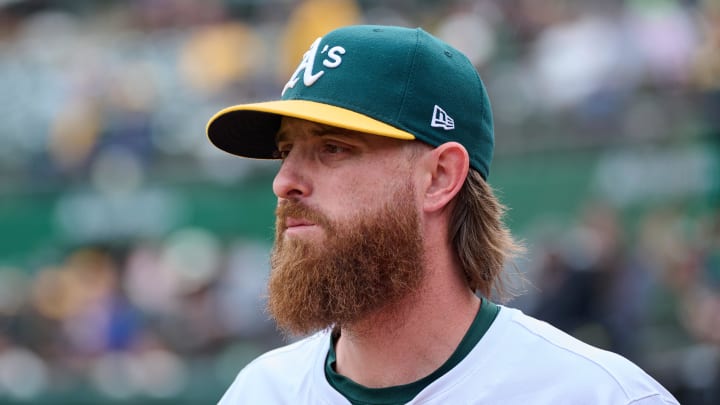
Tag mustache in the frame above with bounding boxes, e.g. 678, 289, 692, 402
275, 201, 331, 232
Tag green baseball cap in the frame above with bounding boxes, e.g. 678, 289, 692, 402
207, 25, 495, 179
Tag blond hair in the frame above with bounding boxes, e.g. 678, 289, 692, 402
450, 169, 524, 301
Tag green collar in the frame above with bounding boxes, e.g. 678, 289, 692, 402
325, 298, 500, 405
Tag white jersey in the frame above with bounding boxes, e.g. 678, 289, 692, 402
218, 305, 678, 404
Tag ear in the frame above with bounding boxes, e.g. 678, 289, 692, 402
421, 142, 469, 213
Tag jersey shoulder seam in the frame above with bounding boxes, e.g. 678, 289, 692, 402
507, 312, 635, 400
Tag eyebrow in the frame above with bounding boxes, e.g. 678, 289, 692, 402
275, 122, 362, 144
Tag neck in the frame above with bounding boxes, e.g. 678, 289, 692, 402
334, 255, 480, 388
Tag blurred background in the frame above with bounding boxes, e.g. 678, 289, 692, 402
0, 0, 718, 403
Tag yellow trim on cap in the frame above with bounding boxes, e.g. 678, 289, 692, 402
206, 99, 416, 140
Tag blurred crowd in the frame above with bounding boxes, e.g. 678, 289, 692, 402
517, 202, 720, 404
0, 0, 718, 403
0, 233, 280, 401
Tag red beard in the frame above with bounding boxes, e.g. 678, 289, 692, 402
267, 185, 424, 336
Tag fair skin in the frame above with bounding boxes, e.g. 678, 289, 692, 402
273, 117, 481, 388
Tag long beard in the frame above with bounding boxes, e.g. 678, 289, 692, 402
267, 186, 424, 336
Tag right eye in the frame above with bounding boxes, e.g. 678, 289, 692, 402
276, 145, 291, 159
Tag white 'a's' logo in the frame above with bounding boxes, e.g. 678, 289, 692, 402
282, 37, 346, 96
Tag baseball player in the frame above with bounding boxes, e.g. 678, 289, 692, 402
206, 25, 678, 404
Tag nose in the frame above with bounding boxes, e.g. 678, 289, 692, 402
272, 150, 312, 199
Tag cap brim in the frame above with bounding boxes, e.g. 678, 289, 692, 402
206, 99, 416, 159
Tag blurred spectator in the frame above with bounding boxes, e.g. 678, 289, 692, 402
530, 202, 649, 359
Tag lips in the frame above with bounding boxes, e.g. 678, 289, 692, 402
284, 217, 315, 229
276, 202, 328, 235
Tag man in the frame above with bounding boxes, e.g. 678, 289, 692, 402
207, 25, 678, 404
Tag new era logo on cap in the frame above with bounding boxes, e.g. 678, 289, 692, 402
431, 105, 455, 130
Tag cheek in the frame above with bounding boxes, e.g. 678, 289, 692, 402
318, 155, 417, 216
329, 180, 376, 211
316, 181, 378, 222
342, 178, 414, 216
